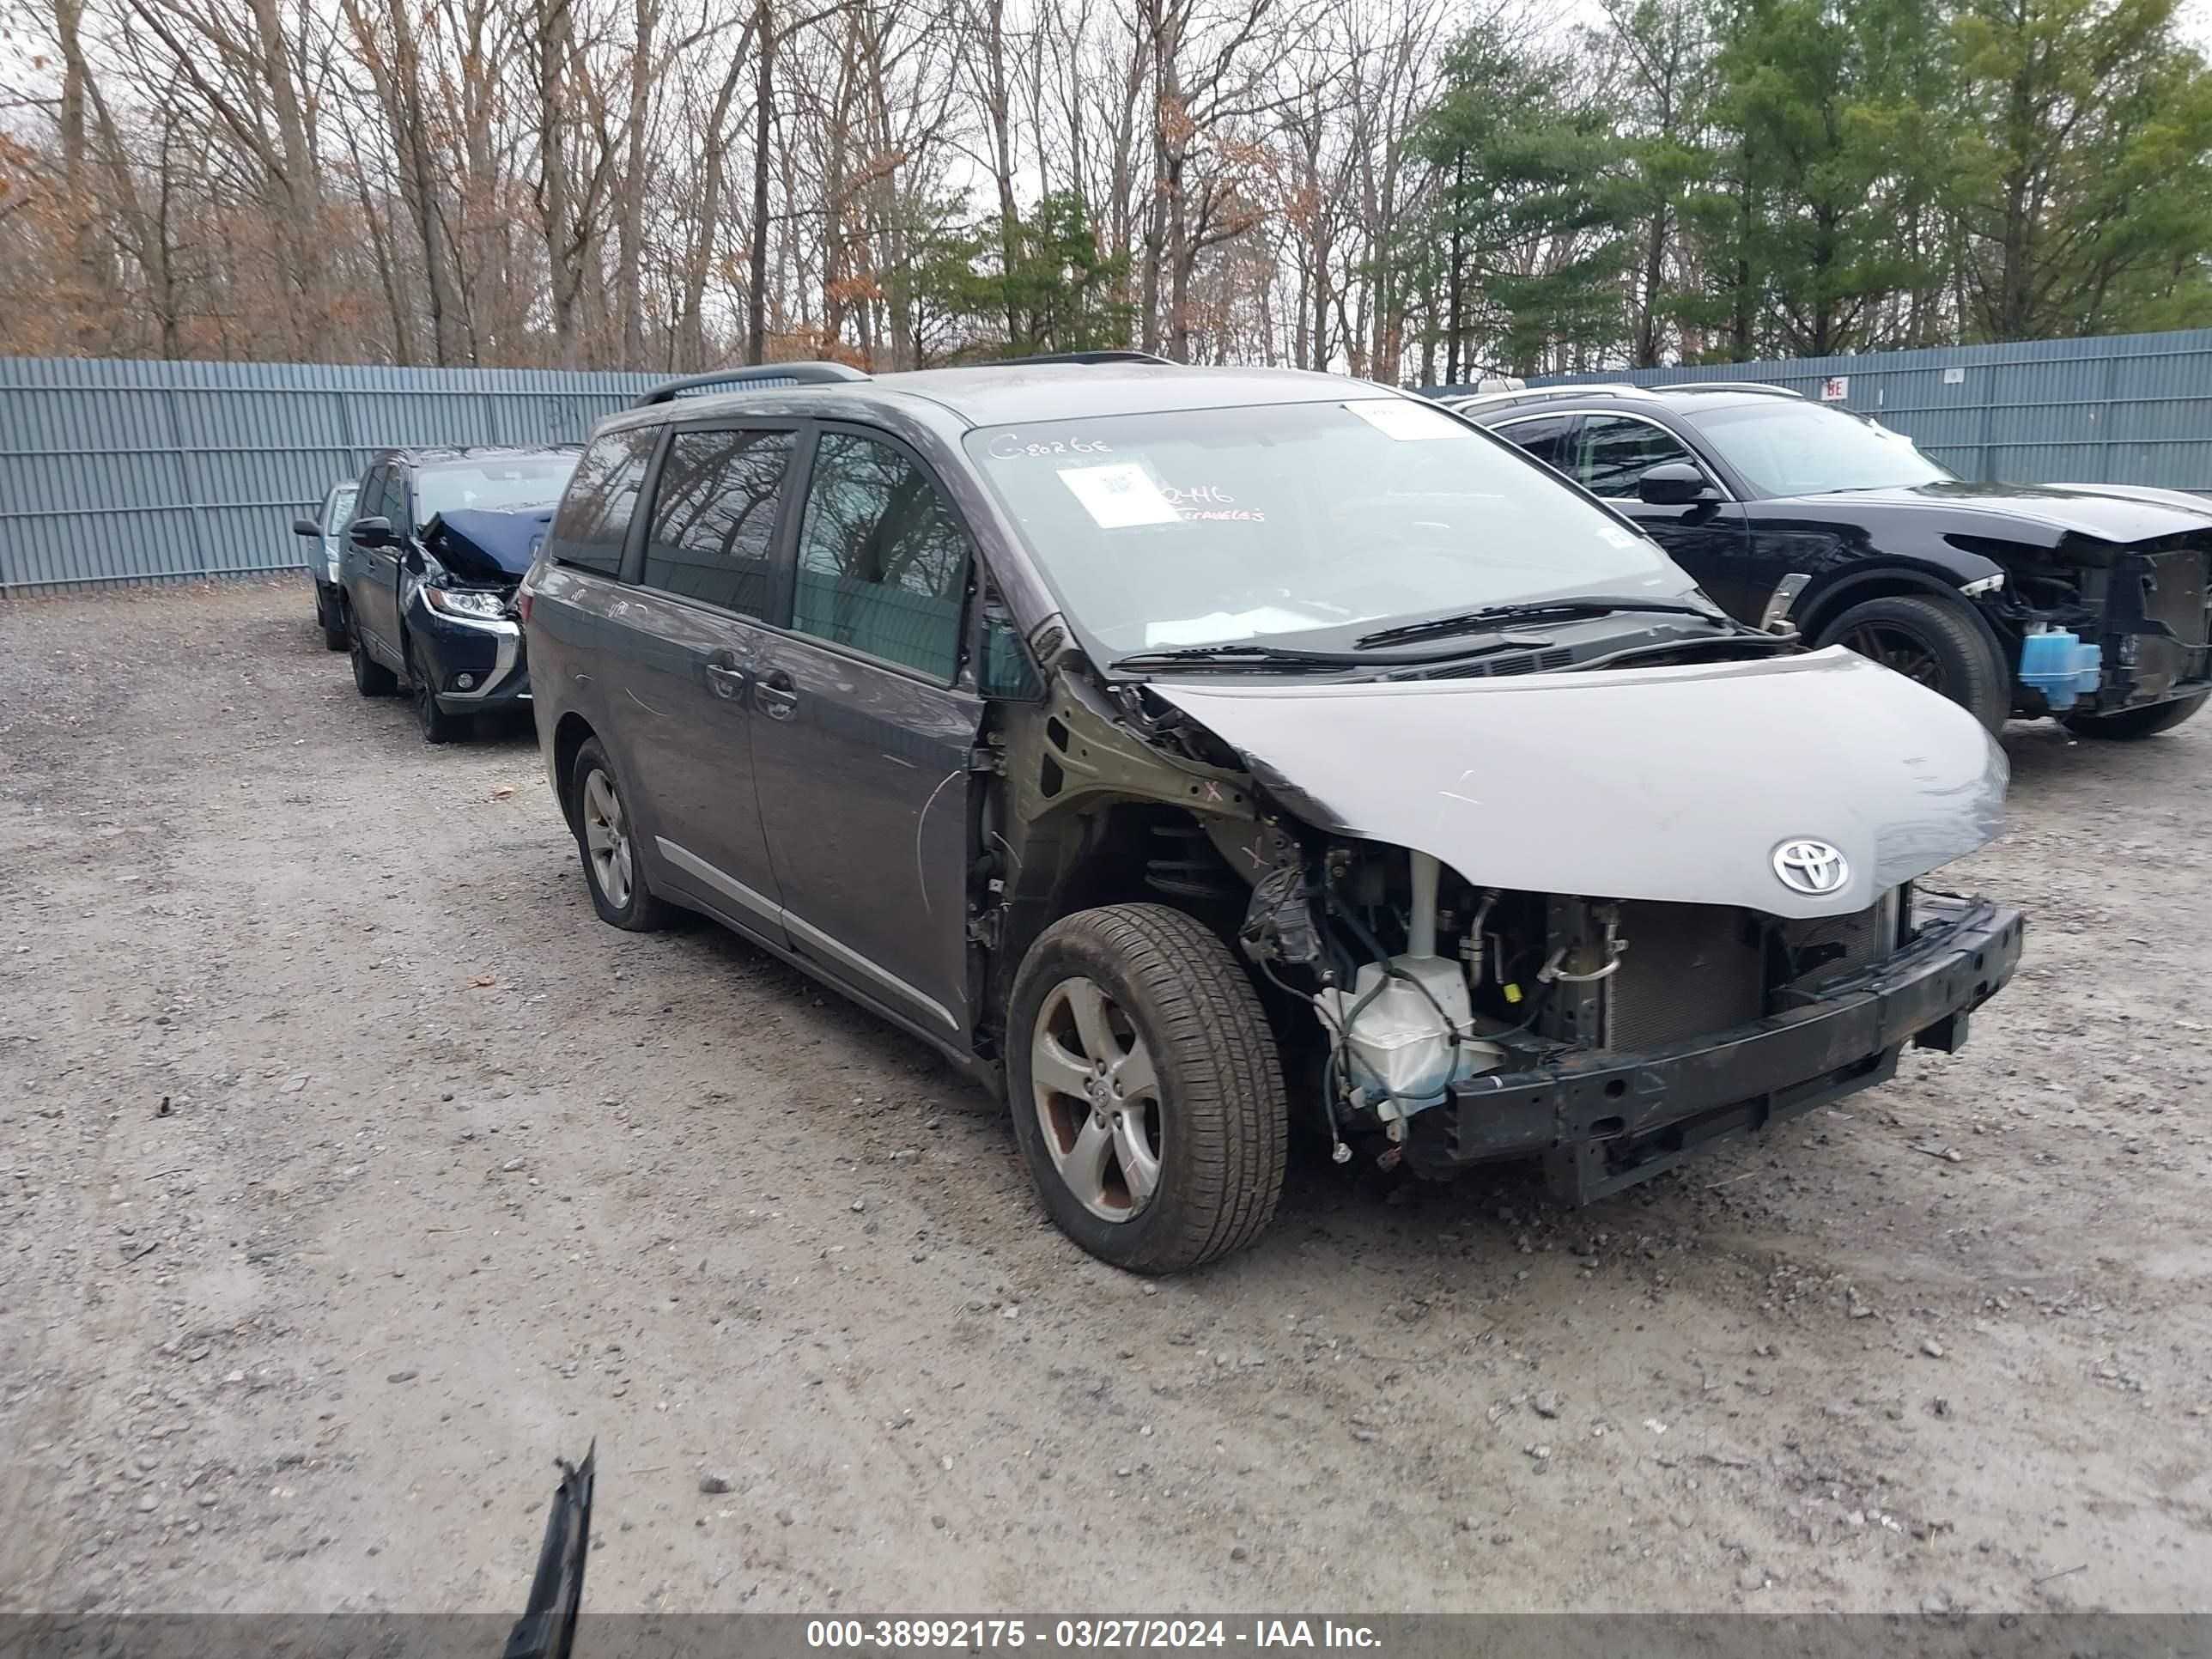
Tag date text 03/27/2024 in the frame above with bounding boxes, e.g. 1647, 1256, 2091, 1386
804, 1619, 1383, 1650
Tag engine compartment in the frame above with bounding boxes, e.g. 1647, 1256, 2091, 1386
1235, 836, 1916, 1158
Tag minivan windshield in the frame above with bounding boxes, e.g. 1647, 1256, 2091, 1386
415, 455, 580, 526
963, 399, 1698, 656
1680, 400, 1953, 498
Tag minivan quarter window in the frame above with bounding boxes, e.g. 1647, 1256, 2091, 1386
547, 427, 658, 576
792, 430, 970, 682
641, 428, 795, 617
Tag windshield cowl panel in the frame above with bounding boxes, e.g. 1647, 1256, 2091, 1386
963, 400, 1703, 662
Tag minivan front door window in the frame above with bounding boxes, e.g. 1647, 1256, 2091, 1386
793, 431, 969, 682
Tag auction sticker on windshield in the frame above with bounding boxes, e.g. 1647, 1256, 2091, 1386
1342, 399, 1460, 441
1058, 462, 1182, 529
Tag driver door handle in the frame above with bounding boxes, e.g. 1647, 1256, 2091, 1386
703, 653, 750, 702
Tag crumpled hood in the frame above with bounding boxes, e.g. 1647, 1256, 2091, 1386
423, 507, 556, 583
1776, 481, 2211, 544
1155, 647, 2008, 920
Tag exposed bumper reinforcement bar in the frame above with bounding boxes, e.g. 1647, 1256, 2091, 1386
1403, 896, 2024, 1203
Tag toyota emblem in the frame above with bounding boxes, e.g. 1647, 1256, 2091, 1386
1773, 839, 1849, 896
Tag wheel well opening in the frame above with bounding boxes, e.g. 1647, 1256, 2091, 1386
553, 714, 596, 830
1801, 572, 1998, 650
992, 805, 1249, 1030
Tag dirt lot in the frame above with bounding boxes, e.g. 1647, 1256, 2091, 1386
2, 578, 2209, 1617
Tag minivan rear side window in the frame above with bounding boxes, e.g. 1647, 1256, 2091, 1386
545, 428, 657, 575
792, 432, 969, 682
640, 428, 794, 617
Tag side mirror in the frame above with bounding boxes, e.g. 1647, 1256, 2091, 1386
293, 516, 323, 538
349, 515, 394, 549
978, 610, 1044, 700
1637, 462, 1716, 507
402, 548, 426, 576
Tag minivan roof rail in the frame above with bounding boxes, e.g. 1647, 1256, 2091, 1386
1443, 383, 1650, 410
993, 349, 1174, 367
631, 362, 871, 407
1655, 380, 1803, 398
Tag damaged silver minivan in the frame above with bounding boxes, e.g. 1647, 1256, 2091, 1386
520, 355, 2024, 1273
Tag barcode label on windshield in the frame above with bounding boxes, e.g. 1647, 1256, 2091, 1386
1058, 463, 1182, 529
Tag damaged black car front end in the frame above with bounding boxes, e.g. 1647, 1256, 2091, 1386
402, 507, 552, 727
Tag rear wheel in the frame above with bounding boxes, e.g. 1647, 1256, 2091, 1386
1007, 903, 1286, 1274
1816, 594, 2008, 732
349, 614, 397, 697
2063, 690, 2208, 740
408, 635, 468, 744
570, 738, 668, 932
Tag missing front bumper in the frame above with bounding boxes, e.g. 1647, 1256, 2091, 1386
1403, 896, 2024, 1203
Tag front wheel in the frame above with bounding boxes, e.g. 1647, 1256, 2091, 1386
350, 617, 398, 697
1815, 594, 2009, 733
2063, 690, 2208, 740
1007, 903, 1286, 1274
408, 635, 469, 745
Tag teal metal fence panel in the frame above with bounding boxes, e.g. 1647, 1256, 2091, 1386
0, 358, 661, 594
1530, 328, 2212, 496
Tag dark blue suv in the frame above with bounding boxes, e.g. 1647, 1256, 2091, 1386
342, 444, 581, 743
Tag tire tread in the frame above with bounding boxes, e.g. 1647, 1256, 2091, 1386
1015, 902, 1286, 1273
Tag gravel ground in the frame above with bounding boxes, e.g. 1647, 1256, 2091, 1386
3, 578, 2209, 1617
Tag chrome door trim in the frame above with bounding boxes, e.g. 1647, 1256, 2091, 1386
654, 837, 782, 927
653, 838, 961, 1032
785, 911, 961, 1031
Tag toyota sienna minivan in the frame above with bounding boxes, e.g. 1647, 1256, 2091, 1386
518, 354, 2023, 1273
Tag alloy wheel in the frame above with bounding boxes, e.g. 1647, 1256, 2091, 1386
580, 768, 634, 910
1840, 620, 1945, 690
1030, 975, 1164, 1222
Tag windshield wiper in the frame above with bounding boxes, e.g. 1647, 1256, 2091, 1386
1106, 644, 1370, 674
1107, 634, 1556, 674
1354, 595, 1729, 649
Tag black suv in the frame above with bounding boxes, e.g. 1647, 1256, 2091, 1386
1456, 384, 2212, 737
342, 445, 581, 742
521, 357, 2020, 1273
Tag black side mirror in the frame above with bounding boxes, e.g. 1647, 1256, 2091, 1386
349, 515, 395, 548
293, 516, 323, 538
1637, 462, 1716, 507
978, 609, 1044, 700
402, 548, 426, 576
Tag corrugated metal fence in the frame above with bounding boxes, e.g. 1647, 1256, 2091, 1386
0, 358, 659, 595
8, 334, 2212, 594
1530, 328, 2212, 495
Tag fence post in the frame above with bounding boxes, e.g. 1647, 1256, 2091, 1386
161, 379, 216, 580
2097, 348, 2122, 483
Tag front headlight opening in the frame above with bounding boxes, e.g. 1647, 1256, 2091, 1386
428, 587, 510, 621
